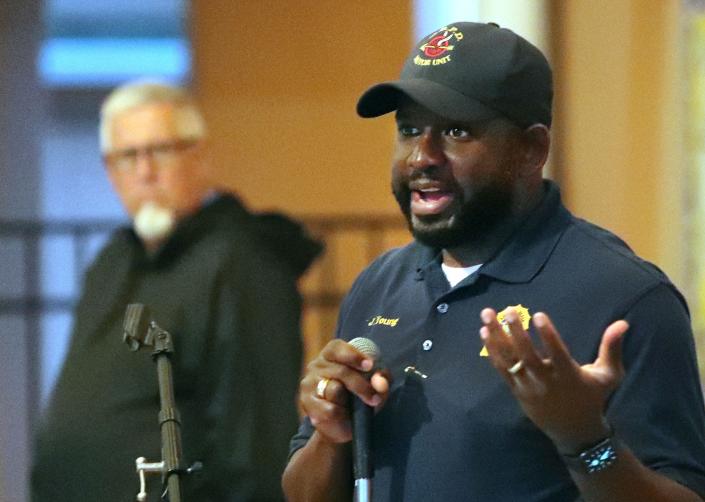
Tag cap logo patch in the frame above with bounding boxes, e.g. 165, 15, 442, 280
415, 26, 464, 67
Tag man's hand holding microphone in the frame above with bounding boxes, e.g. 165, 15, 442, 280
300, 337, 390, 443
286, 337, 390, 501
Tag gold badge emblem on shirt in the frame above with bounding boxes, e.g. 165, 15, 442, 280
479, 304, 532, 356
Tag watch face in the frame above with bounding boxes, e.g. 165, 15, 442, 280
580, 439, 617, 473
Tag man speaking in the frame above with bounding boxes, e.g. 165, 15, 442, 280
283, 22, 705, 501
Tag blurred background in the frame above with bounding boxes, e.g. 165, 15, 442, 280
1, 0, 704, 500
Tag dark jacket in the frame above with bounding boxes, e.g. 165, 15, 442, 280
32, 194, 322, 502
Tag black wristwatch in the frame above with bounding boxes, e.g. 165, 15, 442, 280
562, 435, 619, 474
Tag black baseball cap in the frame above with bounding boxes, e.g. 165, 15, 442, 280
356, 22, 553, 128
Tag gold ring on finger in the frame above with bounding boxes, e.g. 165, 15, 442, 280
507, 360, 525, 375
316, 377, 331, 399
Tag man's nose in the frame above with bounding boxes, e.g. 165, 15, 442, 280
133, 150, 158, 179
408, 131, 445, 171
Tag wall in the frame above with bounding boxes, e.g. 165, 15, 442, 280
191, 1, 412, 217
0, 1, 44, 500
552, 0, 684, 288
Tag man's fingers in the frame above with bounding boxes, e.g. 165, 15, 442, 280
315, 377, 348, 406
321, 339, 375, 372
596, 320, 628, 374
311, 339, 383, 405
480, 308, 499, 327
504, 308, 542, 368
371, 371, 390, 394
480, 309, 516, 369
309, 368, 381, 407
481, 308, 543, 375
532, 312, 573, 370
305, 399, 353, 443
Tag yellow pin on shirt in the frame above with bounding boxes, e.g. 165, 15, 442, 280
479, 304, 532, 356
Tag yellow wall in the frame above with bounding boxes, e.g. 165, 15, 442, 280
552, 0, 684, 289
192, 1, 411, 217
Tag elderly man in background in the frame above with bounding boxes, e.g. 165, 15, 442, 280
32, 81, 321, 501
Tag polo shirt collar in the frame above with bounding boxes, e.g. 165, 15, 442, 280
414, 180, 571, 284
479, 180, 570, 283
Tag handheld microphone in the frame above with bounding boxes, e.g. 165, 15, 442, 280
348, 337, 381, 502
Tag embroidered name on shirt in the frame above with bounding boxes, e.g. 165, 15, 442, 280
368, 315, 399, 327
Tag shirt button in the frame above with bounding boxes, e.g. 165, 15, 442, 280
436, 303, 449, 314
422, 339, 433, 351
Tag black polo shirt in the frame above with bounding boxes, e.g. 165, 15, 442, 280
290, 181, 705, 501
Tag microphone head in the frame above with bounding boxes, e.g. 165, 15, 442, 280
348, 337, 381, 361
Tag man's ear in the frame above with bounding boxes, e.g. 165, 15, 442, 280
519, 124, 550, 177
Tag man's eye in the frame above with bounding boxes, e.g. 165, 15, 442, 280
446, 127, 470, 138
397, 125, 419, 137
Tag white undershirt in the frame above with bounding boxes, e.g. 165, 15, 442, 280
441, 262, 482, 288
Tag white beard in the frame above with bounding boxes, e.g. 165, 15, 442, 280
133, 202, 175, 243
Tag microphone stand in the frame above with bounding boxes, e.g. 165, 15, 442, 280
123, 303, 201, 502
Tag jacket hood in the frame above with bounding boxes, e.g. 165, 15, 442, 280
250, 211, 324, 277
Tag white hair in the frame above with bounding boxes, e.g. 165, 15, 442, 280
99, 80, 207, 153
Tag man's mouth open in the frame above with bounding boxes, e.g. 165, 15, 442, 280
411, 187, 455, 216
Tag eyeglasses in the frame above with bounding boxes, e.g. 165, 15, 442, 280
104, 139, 198, 172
